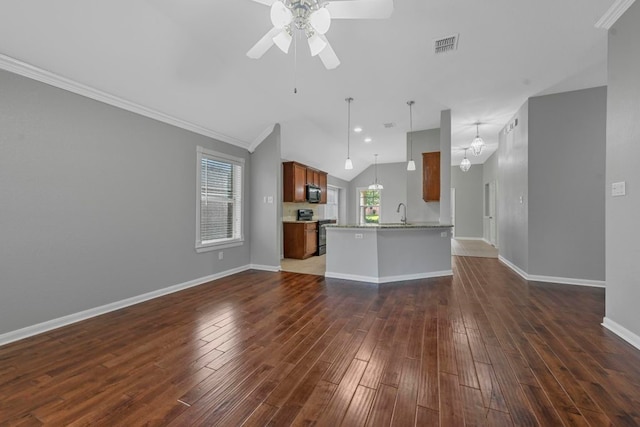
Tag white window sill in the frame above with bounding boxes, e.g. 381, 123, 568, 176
196, 239, 244, 253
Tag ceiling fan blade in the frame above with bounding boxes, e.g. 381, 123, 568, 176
250, 0, 277, 6
318, 35, 340, 69
326, 0, 393, 19
247, 27, 282, 59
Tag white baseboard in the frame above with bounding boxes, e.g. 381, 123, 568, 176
0, 265, 252, 347
602, 317, 640, 351
249, 264, 281, 272
498, 255, 605, 288
454, 237, 485, 241
324, 270, 452, 284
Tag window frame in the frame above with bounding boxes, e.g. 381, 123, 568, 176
195, 146, 245, 253
356, 187, 382, 225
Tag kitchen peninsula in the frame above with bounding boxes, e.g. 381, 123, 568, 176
324, 223, 453, 284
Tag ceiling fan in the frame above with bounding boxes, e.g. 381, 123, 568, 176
247, 0, 393, 69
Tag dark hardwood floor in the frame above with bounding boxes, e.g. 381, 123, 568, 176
1, 256, 640, 426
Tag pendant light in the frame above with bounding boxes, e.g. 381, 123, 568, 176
470, 122, 485, 156
406, 100, 416, 171
460, 148, 471, 172
368, 154, 384, 189
344, 97, 354, 169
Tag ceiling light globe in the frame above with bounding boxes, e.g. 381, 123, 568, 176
273, 30, 292, 53
309, 8, 331, 34
307, 33, 327, 56
270, 1, 292, 29
460, 157, 471, 172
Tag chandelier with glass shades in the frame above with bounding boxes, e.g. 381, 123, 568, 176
460, 148, 471, 172
247, 0, 393, 69
470, 122, 486, 156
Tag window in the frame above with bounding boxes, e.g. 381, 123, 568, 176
325, 186, 339, 221
358, 188, 381, 225
196, 147, 244, 252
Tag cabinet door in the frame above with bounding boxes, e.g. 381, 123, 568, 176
319, 172, 327, 204
423, 152, 441, 202
305, 224, 318, 257
293, 163, 307, 202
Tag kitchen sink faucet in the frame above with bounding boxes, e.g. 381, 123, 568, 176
396, 203, 407, 225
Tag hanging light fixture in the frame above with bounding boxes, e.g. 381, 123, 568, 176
368, 154, 384, 190
470, 122, 485, 156
344, 97, 354, 170
460, 148, 471, 172
406, 100, 416, 171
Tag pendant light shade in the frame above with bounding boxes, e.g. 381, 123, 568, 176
368, 154, 384, 189
345, 97, 354, 170
470, 122, 485, 156
460, 148, 471, 172
406, 100, 416, 171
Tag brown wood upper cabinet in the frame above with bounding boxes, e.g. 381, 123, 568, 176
283, 161, 328, 204
422, 151, 440, 202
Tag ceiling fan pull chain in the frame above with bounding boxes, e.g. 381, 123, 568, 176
293, 30, 298, 94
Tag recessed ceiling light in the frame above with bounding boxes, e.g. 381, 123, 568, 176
364, 137, 372, 143
354, 127, 363, 133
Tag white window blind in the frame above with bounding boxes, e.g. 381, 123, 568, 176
325, 187, 339, 221
196, 147, 244, 252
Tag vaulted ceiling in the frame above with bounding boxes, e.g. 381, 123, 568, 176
0, 0, 612, 180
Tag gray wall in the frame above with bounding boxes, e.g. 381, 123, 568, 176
498, 101, 529, 272
439, 110, 452, 224
528, 87, 606, 281
250, 125, 281, 269
451, 165, 484, 238
0, 69, 251, 335
348, 162, 407, 224
406, 128, 441, 222
606, 1, 640, 337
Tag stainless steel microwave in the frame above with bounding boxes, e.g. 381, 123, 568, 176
306, 184, 321, 203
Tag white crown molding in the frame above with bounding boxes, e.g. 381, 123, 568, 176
0, 53, 250, 150
498, 255, 605, 288
248, 124, 276, 153
602, 317, 640, 351
595, 0, 636, 29
0, 265, 252, 347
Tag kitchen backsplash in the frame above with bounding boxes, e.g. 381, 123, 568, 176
283, 202, 320, 221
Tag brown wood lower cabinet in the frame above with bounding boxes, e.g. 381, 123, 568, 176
283, 222, 318, 259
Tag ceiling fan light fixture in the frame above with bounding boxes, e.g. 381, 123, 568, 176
270, 1, 292, 28
309, 8, 331, 34
273, 30, 292, 53
308, 33, 327, 56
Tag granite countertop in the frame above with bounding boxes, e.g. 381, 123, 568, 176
325, 222, 453, 229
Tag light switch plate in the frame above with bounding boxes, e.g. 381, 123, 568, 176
612, 181, 626, 197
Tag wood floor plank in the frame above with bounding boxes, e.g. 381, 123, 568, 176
1, 261, 640, 426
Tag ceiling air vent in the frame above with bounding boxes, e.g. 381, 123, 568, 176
434, 34, 459, 54
383, 122, 396, 128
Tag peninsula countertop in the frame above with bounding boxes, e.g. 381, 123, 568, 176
325, 222, 453, 229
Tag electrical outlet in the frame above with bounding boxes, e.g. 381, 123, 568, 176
267, 196, 274, 203
218, 251, 223, 260
355, 233, 363, 239
441, 231, 448, 237
612, 181, 626, 197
